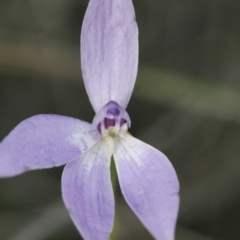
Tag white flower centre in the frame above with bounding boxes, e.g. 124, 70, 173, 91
101, 123, 128, 156
93, 101, 131, 156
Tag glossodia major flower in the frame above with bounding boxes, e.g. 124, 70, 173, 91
0, 0, 179, 239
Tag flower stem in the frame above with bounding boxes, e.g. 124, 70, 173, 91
110, 157, 118, 240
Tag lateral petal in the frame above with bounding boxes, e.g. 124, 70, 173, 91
114, 136, 179, 240
81, 0, 139, 112
62, 140, 114, 240
0, 114, 99, 177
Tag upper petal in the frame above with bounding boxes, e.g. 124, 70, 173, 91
114, 136, 179, 240
0, 114, 99, 177
62, 139, 114, 240
81, 0, 139, 112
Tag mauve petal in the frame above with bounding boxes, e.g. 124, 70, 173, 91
81, 0, 139, 112
114, 136, 179, 240
0, 114, 99, 177
62, 139, 114, 240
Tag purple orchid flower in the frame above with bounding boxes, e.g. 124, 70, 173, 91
0, 0, 179, 239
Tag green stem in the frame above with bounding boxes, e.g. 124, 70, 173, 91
110, 157, 118, 240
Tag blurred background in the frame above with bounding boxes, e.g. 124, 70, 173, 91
0, 0, 240, 239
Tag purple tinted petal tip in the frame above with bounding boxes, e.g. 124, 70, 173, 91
106, 106, 120, 116
104, 118, 116, 129
93, 101, 131, 134
120, 118, 127, 127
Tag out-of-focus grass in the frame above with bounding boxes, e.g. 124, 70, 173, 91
137, 67, 240, 123
1, 41, 239, 124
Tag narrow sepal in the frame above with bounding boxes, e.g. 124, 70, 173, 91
0, 114, 99, 177
62, 139, 114, 240
114, 136, 179, 240
81, 0, 139, 112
